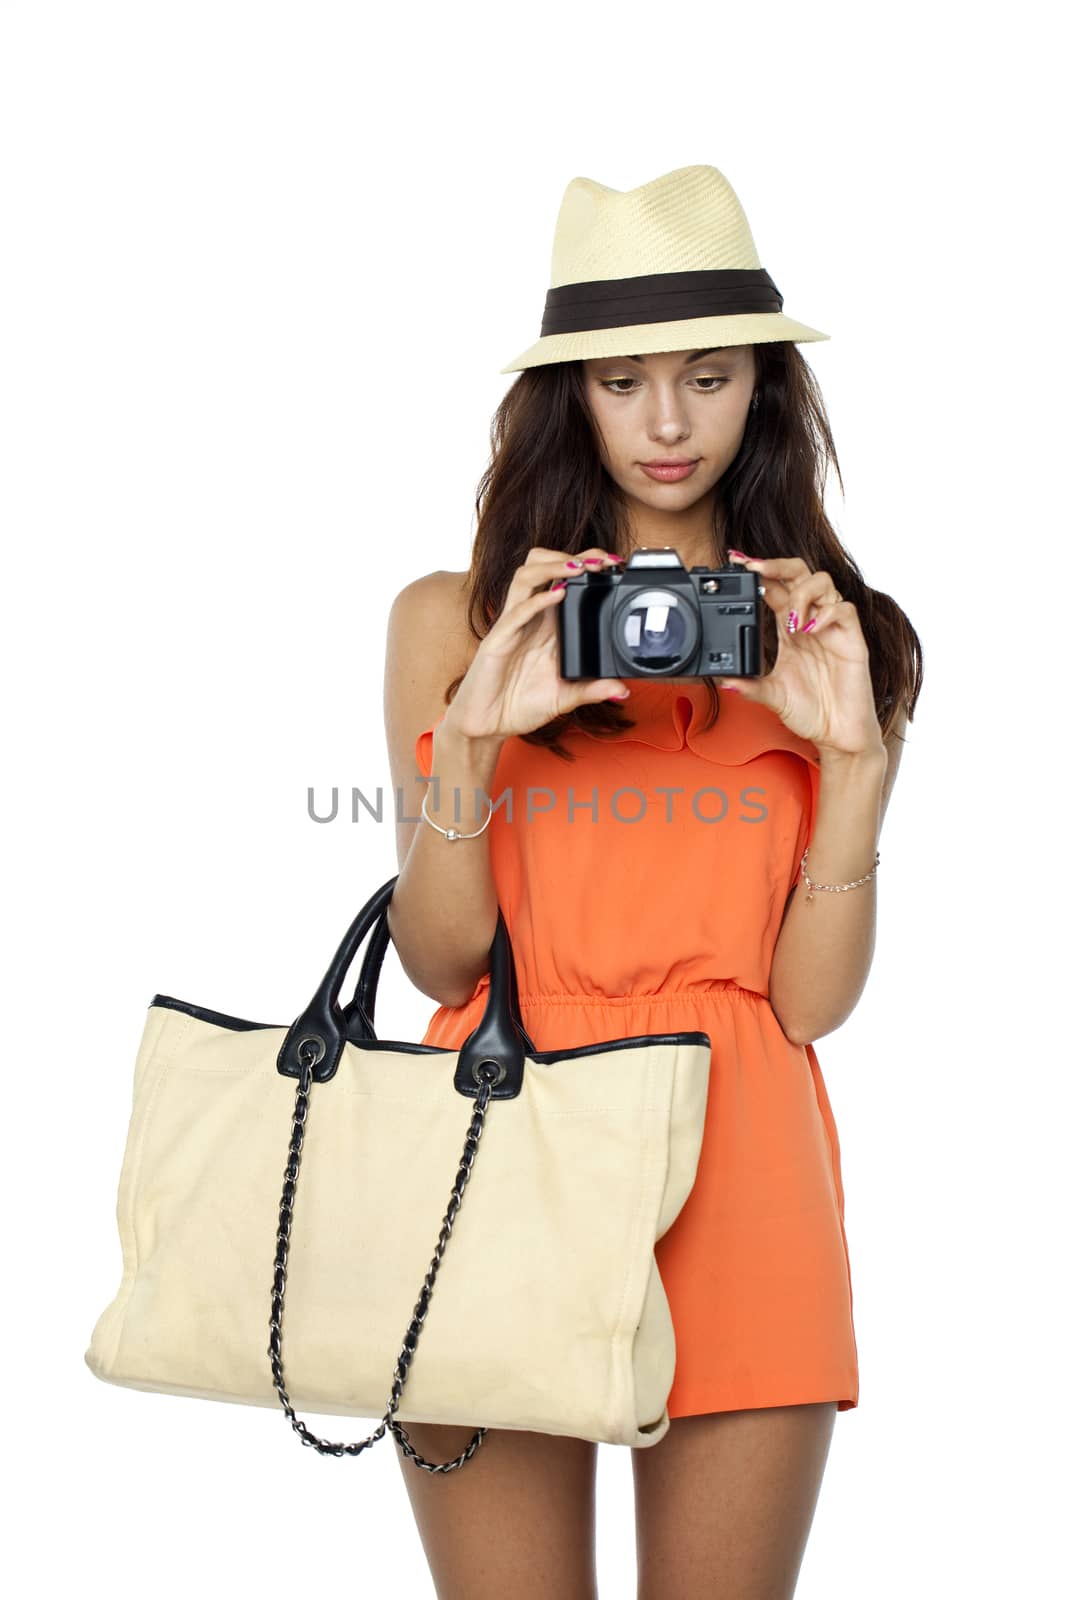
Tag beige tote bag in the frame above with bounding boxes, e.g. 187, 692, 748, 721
85, 875, 712, 1468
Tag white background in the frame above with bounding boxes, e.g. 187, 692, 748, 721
3, 2, 1062, 1594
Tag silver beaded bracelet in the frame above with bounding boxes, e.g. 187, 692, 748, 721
420, 787, 494, 842
799, 845, 880, 903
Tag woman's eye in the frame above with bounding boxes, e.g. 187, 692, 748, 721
598, 376, 727, 395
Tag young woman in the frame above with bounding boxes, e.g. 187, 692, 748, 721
383, 166, 922, 1600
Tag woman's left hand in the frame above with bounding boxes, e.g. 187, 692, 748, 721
718, 551, 883, 761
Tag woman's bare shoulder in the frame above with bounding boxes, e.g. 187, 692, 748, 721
388, 568, 478, 662
384, 569, 480, 749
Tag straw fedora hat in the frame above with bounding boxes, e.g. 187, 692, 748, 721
500, 164, 828, 374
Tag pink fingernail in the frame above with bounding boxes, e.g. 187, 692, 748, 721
550, 581, 566, 591
566, 560, 582, 569
802, 617, 817, 633
788, 610, 798, 632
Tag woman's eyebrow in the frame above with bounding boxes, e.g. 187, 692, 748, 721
615, 348, 729, 365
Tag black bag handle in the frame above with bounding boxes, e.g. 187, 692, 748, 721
340, 899, 535, 1055
268, 874, 536, 1472
276, 876, 535, 1099
339, 904, 393, 1033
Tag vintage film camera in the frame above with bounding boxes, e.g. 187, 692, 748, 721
557, 546, 765, 680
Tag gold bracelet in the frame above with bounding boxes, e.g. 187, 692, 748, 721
420, 787, 494, 842
800, 845, 880, 903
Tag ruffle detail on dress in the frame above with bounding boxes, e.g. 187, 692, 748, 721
413, 681, 821, 775
575, 678, 822, 770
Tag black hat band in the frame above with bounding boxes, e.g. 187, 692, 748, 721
539, 267, 784, 337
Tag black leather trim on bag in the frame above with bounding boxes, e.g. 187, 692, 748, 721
150, 990, 710, 1062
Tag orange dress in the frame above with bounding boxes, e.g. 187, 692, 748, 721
414, 677, 858, 1418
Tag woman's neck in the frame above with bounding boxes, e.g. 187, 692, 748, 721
614, 497, 727, 571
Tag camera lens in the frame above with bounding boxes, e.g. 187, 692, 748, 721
614, 589, 698, 673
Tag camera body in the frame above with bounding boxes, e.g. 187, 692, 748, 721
557, 546, 764, 680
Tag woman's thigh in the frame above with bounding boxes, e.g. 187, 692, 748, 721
631, 1402, 838, 1600
392, 1419, 599, 1600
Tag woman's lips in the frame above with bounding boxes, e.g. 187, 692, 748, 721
638, 460, 698, 482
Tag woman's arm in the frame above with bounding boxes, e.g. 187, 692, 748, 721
386, 546, 622, 1010
767, 704, 909, 1045
384, 573, 504, 1009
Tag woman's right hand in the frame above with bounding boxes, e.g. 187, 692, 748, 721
441, 547, 633, 742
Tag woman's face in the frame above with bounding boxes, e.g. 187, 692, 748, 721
581, 345, 757, 515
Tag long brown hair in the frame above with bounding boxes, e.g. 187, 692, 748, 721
444, 343, 923, 763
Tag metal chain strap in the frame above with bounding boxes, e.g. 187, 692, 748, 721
268, 1034, 500, 1472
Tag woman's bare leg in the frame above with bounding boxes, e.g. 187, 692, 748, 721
393, 1420, 599, 1599
631, 1402, 838, 1599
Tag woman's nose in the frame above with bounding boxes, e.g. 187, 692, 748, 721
649, 420, 690, 444
646, 395, 691, 441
